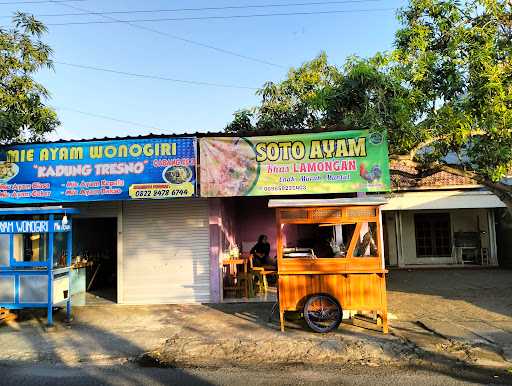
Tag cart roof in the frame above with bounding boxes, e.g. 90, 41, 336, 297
268, 196, 388, 208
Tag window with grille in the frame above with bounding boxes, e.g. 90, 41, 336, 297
414, 213, 452, 257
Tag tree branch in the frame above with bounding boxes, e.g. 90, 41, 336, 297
404, 129, 486, 160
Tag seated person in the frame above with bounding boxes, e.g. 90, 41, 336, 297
250, 234, 275, 267
313, 236, 335, 259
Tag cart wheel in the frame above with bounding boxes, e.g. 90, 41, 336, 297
303, 294, 342, 333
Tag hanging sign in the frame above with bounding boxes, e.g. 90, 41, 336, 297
200, 130, 390, 197
0, 137, 197, 204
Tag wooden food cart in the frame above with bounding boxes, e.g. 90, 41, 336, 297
271, 197, 388, 333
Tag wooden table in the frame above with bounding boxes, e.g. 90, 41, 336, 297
222, 258, 250, 298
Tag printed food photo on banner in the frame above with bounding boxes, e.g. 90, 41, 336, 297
199, 130, 390, 197
0, 137, 197, 204
200, 137, 259, 196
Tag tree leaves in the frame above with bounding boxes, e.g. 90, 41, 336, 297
225, 0, 511, 197
0, 12, 58, 143
225, 52, 418, 151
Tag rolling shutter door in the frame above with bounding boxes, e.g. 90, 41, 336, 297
122, 199, 210, 304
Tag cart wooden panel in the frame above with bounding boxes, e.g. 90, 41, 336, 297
279, 272, 387, 310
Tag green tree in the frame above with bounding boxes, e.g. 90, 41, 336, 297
392, 0, 512, 206
226, 0, 512, 207
0, 12, 59, 143
226, 53, 417, 154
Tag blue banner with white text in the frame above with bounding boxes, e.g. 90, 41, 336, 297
0, 220, 71, 233
0, 137, 197, 204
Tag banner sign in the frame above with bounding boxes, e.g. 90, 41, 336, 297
0, 138, 196, 204
200, 130, 390, 197
0, 220, 71, 233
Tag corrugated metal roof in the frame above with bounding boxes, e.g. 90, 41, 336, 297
4, 132, 209, 146
2, 127, 352, 146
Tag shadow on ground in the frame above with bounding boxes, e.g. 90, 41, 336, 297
0, 308, 212, 386
1, 268, 512, 385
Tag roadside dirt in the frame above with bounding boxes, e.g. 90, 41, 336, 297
137, 330, 417, 368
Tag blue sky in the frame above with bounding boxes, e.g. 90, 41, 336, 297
1, 0, 406, 140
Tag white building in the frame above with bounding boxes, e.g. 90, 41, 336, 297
382, 160, 505, 267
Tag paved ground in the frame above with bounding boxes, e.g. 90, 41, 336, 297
2, 362, 512, 386
0, 268, 511, 383
387, 268, 512, 365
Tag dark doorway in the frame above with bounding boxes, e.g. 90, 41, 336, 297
72, 218, 117, 304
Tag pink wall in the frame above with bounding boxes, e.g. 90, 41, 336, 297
219, 198, 238, 253
208, 197, 242, 302
234, 197, 277, 257
282, 224, 299, 249
210, 197, 317, 300
223, 197, 310, 256
210, 194, 359, 301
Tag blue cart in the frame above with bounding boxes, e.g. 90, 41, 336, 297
0, 206, 79, 326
